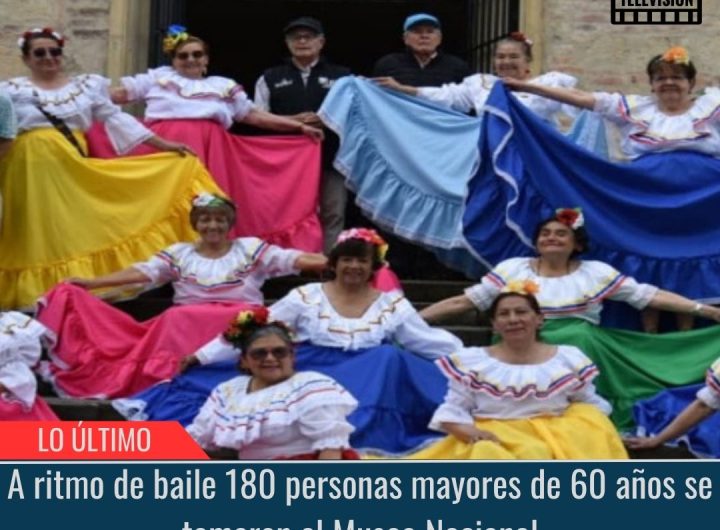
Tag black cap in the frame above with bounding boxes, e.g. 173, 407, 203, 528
284, 16, 324, 35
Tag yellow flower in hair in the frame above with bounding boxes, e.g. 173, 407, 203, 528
662, 46, 690, 66
162, 24, 189, 54
503, 279, 540, 296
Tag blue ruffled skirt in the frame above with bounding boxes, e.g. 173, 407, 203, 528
114, 342, 447, 455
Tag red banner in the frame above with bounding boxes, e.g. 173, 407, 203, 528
0, 422, 209, 460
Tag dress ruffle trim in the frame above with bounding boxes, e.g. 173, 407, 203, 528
294, 283, 410, 332
202, 372, 357, 450
152, 67, 242, 100
148, 239, 268, 289
319, 77, 479, 249
254, 209, 323, 252
1, 165, 217, 311
3, 75, 109, 120
437, 346, 598, 401
621, 92, 720, 145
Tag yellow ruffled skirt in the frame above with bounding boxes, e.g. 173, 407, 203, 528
0, 128, 222, 309
407, 404, 629, 460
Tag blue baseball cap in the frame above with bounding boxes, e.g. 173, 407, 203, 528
403, 13, 441, 31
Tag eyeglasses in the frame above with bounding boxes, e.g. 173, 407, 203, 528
175, 50, 205, 60
287, 33, 319, 42
32, 47, 63, 58
246, 346, 293, 361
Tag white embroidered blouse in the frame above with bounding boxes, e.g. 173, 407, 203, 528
186, 371, 357, 459
193, 282, 463, 365
418, 71, 578, 124
430, 345, 611, 430
0, 74, 153, 154
697, 356, 720, 410
593, 89, 720, 159
121, 66, 255, 129
0, 312, 51, 409
132, 238, 301, 305
464, 257, 658, 325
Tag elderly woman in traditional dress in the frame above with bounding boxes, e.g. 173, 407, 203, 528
0, 27, 221, 310
88, 25, 325, 250
411, 286, 627, 459
187, 310, 359, 460
38, 193, 326, 399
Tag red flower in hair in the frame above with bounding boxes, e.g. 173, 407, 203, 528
554, 207, 584, 229
509, 31, 533, 47
253, 306, 269, 324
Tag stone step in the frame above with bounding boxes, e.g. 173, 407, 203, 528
44, 397, 125, 422
112, 277, 477, 323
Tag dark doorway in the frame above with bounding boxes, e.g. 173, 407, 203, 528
151, 0, 478, 97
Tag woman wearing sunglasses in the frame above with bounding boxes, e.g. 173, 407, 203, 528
0, 27, 222, 310
88, 25, 326, 251
187, 309, 359, 460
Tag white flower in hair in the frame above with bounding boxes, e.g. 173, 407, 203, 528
192, 193, 216, 208
18, 27, 65, 49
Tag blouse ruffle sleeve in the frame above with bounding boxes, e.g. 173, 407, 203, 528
592, 91, 645, 126
131, 243, 184, 285
120, 70, 157, 102
195, 336, 239, 365
428, 378, 476, 431
298, 399, 357, 451
530, 71, 580, 120
256, 242, 302, 277
268, 287, 304, 331
464, 257, 522, 310
389, 298, 463, 360
185, 383, 226, 450
87, 74, 154, 154
417, 74, 496, 114
586, 261, 658, 309
696, 357, 720, 410
230, 86, 255, 121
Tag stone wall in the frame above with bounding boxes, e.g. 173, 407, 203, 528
0, 0, 112, 80
540, 0, 719, 92
1, 0, 717, 95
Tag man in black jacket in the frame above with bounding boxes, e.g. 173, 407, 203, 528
254, 17, 350, 253
372, 13, 471, 87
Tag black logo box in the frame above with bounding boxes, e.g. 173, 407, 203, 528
611, 0, 702, 24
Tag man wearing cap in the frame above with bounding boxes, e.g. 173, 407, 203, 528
372, 13, 471, 87
254, 16, 351, 253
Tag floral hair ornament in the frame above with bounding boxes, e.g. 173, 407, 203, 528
502, 279, 540, 297
335, 228, 389, 262
18, 27, 65, 50
163, 24, 190, 54
661, 46, 690, 66
223, 307, 294, 350
555, 207, 584, 230
509, 31, 533, 48
191, 192, 232, 209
